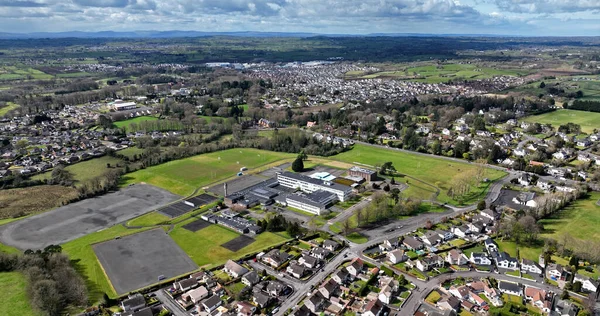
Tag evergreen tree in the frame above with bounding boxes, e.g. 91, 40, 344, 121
292, 157, 304, 172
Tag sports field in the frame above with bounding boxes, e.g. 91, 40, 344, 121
113, 116, 158, 132
0, 272, 39, 316
122, 148, 294, 195
521, 109, 600, 134
330, 144, 506, 205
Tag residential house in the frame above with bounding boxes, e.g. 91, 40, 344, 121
174, 278, 198, 292
121, 293, 146, 312
470, 252, 492, 266
253, 291, 271, 308
363, 298, 385, 316
379, 238, 399, 252
547, 263, 570, 281
311, 247, 330, 260
319, 279, 339, 299
236, 302, 257, 316
416, 255, 444, 272
573, 274, 599, 293
524, 287, 552, 314
346, 258, 364, 277
453, 225, 471, 238
183, 286, 209, 304
553, 299, 580, 316
266, 281, 286, 297
494, 252, 519, 270
378, 276, 399, 304
435, 229, 454, 241
291, 304, 315, 316
403, 236, 424, 251
484, 238, 499, 253
423, 231, 442, 246
469, 291, 488, 308
521, 259, 542, 275
437, 295, 461, 312
299, 254, 319, 269
446, 249, 469, 266
202, 295, 222, 313
387, 249, 407, 264
262, 249, 290, 268
480, 209, 498, 221
224, 260, 248, 278
242, 271, 260, 286
323, 240, 339, 251
332, 269, 350, 284
498, 281, 522, 296
304, 292, 325, 313
287, 263, 306, 279
449, 286, 470, 300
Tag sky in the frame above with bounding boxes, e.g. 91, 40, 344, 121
0, 0, 599, 36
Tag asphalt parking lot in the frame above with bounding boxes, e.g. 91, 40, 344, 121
0, 184, 180, 250
94, 228, 198, 295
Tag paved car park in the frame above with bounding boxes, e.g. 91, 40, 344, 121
0, 184, 179, 250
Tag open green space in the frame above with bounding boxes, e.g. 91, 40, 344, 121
32, 156, 124, 184
539, 192, 600, 241
170, 222, 290, 268
127, 212, 170, 227
0, 272, 40, 316
118, 146, 146, 159
113, 116, 159, 132
0, 101, 20, 116
345, 232, 368, 244
0, 185, 80, 220
330, 144, 506, 205
122, 148, 294, 195
521, 109, 600, 134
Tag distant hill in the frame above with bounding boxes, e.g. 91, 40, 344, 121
0, 30, 529, 39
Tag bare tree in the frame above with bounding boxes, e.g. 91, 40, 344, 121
341, 218, 352, 236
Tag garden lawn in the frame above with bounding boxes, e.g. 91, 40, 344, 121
0, 272, 40, 316
122, 148, 294, 195
521, 109, 600, 134
345, 232, 368, 244
331, 144, 506, 205
32, 156, 124, 185
169, 222, 291, 269
113, 116, 158, 132
425, 290, 441, 304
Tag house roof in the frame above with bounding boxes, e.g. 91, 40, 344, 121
403, 236, 423, 249
364, 298, 384, 315
498, 281, 521, 293
253, 291, 271, 306
203, 295, 222, 309
242, 271, 260, 284
187, 286, 208, 301
323, 240, 339, 249
321, 279, 339, 293
224, 260, 248, 276
288, 263, 306, 276
177, 278, 197, 289
122, 293, 145, 310
389, 249, 405, 258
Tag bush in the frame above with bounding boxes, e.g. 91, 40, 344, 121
291, 157, 304, 172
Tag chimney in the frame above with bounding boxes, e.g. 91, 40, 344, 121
224, 183, 228, 196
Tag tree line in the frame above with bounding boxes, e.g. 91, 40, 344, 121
0, 246, 88, 316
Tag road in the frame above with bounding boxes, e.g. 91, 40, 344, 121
154, 289, 189, 316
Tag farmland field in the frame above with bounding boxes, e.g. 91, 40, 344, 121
0, 185, 80, 220
521, 109, 600, 134
122, 148, 294, 195
32, 156, 124, 184
330, 144, 506, 205
0, 272, 39, 316
113, 116, 158, 131
0, 101, 20, 116
346, 63, 529, 83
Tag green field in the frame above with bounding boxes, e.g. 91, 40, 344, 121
0, 101, 20, 116
122, 148, 294, 195
117, 146, 146, 159
539, 192, 600, 241
126, 212, 170, 226
330, 144, 506, 205
32, 156, 124, 184
113, 116, 159, 132
170, 221, 290, 268
0, 66, 53, 81
0, 272, 39, 316
521, 109, 600, 134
